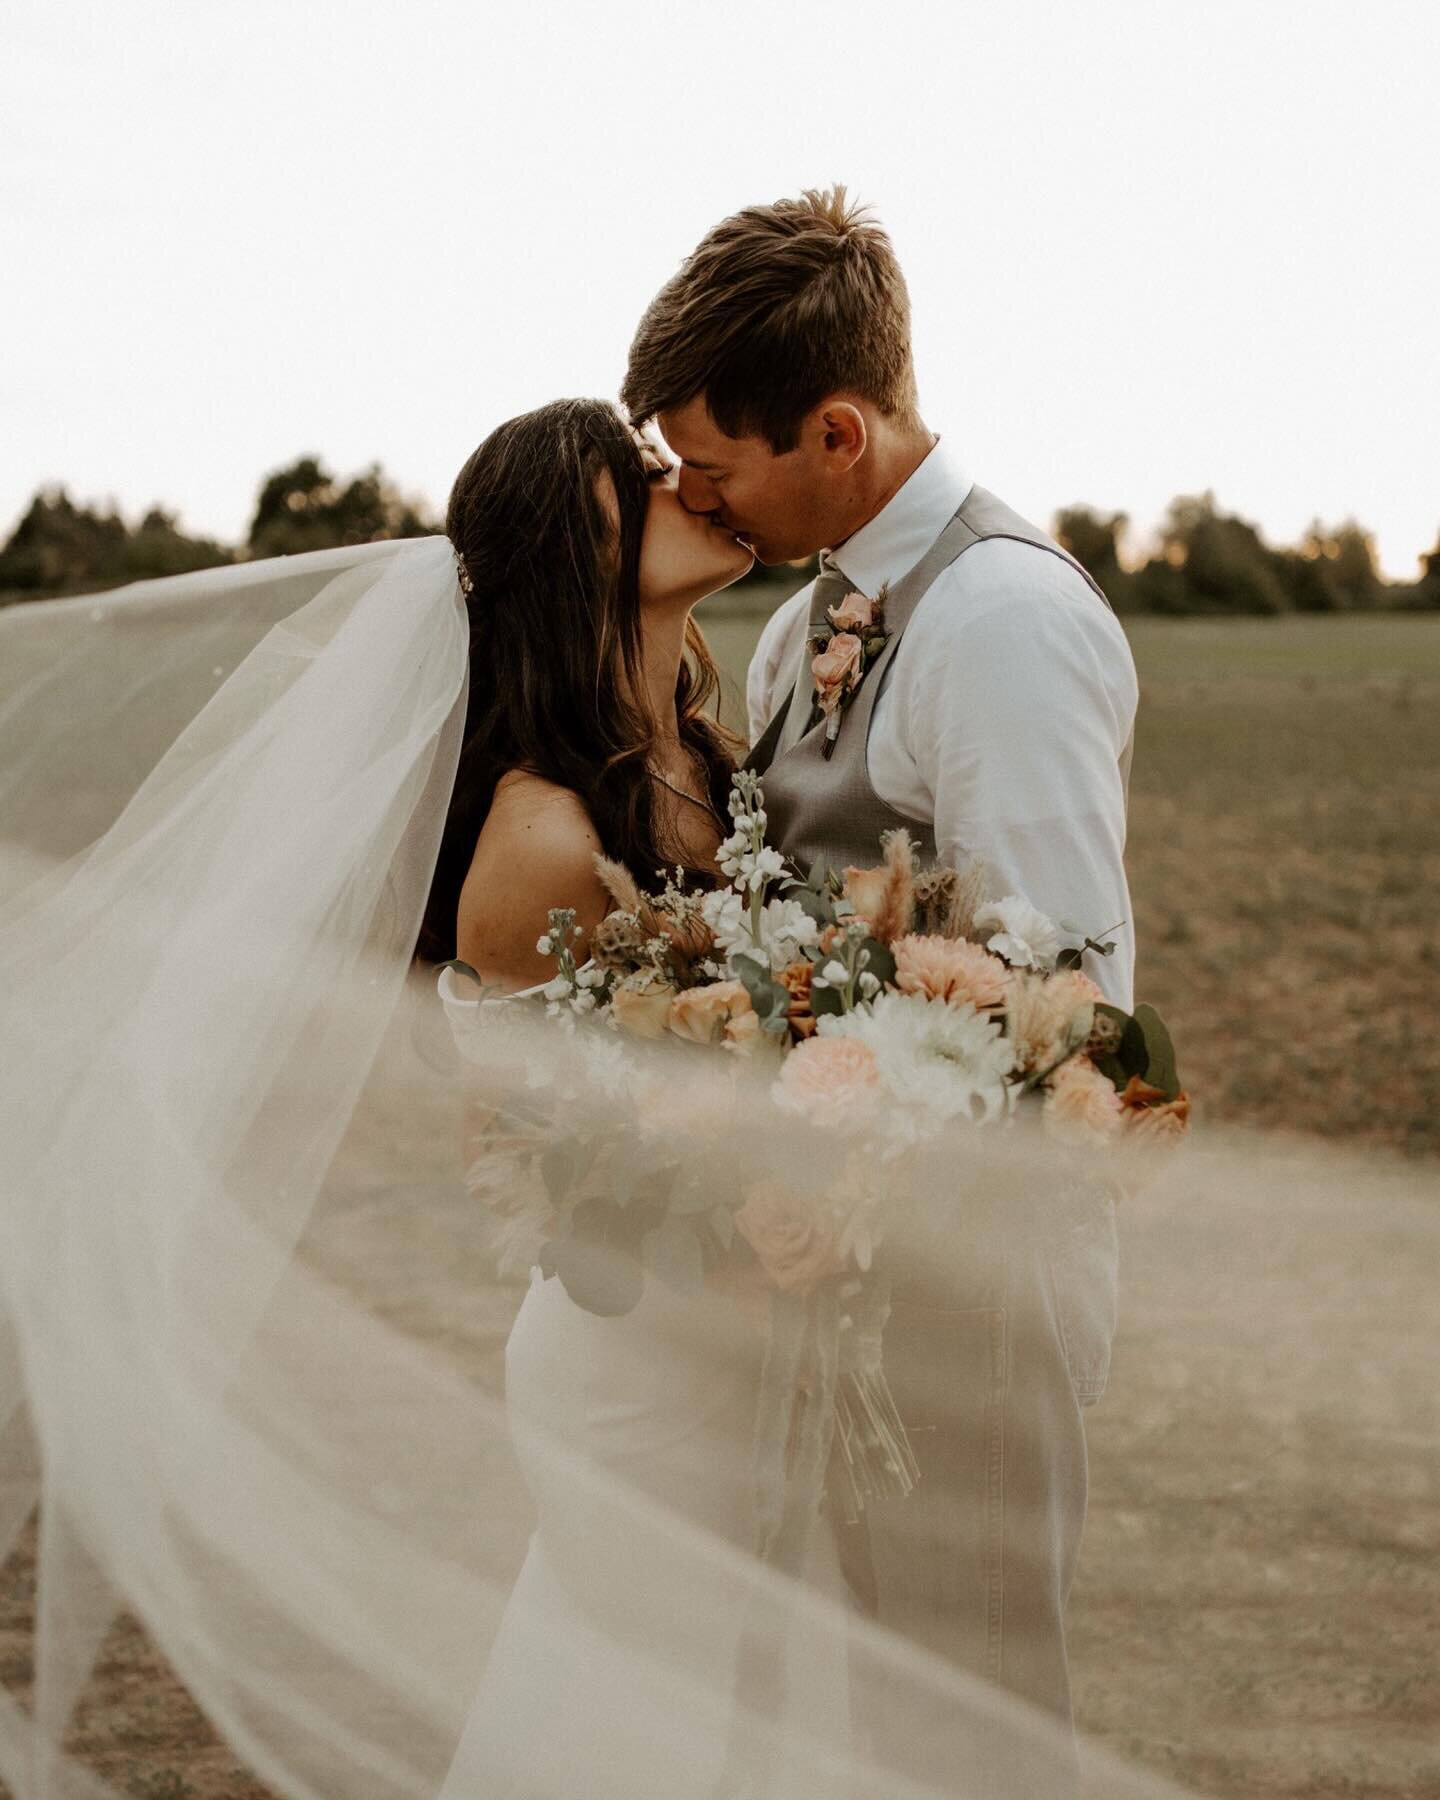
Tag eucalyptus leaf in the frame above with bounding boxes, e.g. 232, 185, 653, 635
1056, 947, 1084, 971
1134, 1003, 1182, 1101
785, 883, 837, 927
1091, 1052, 1128, 1091
732, 953, 792, 1028
550, 1237, 644, 1317
859, 937, 897, 987
1117, 1012, 1150, 1079
811, 983, 846, 1018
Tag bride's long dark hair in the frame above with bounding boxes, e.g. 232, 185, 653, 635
417, 398, 737, 965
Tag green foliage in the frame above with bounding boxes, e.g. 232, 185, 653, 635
1090, 1003, 1151, 1091
1133, 1003, 1182, 1101
1056, 505, 1128, 595
247, 455, 439, 557
1056, 492, 1409, 618
0, 452, 440, 605
731, 952, 792, 1037
0, 488, 232, 600
540, 1188, 669, 1317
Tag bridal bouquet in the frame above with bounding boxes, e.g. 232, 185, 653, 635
444, 769, 1186, 1534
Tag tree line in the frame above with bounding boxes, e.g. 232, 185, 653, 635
0, 458, 436, 602
1, 457, 1436, 612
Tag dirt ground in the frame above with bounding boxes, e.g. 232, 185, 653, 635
3, 613, 1438, 1798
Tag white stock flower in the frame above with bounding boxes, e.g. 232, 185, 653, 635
818, 990, 1016, 1128
702, 888, 819, 972
974, 896, 1062, 971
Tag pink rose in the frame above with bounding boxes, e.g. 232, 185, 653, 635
773, 1034, 882, 1129
1043, 1056, 1125, 1147
734, 1181, 848, 1294
828, 592, 876, 633
811, 632, 864, 716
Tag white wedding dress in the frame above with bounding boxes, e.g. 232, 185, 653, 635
438, 1267, 852, 1800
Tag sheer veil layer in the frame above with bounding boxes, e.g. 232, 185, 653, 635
2, 544, 1429, 1799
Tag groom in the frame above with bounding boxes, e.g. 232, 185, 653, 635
622, 188, 1137, 1785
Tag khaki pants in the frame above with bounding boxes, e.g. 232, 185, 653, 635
833, 1196, 1116, 1797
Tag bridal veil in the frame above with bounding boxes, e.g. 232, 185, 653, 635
0, 539, 1318, 1798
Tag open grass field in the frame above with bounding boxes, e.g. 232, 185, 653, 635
3, 610, 1437, 1799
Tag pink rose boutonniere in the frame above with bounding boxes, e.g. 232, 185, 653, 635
808, 583, 891, 760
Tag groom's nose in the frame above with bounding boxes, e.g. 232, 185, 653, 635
676, 464, 716, 517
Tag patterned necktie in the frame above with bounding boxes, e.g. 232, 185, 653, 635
783, 551, 853, 746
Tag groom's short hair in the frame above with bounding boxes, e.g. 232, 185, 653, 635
622, 186, 918, 454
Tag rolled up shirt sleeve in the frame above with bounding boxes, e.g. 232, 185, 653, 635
876, 542, 1139, 1009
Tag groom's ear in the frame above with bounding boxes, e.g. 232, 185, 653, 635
806, 401, 868, 474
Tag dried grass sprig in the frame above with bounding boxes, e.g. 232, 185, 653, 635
592, 854, 643, 916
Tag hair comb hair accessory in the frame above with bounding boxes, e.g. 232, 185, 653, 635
454, 547, 474, 596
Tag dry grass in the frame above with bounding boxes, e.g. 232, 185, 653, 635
3, 611, 1437, 1798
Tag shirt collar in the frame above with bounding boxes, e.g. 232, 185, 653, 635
829, 436, 972, 599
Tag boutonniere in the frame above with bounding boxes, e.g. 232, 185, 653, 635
807, 583, 891, 760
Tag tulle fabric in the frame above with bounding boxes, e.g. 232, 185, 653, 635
3, 541, 1402, 1799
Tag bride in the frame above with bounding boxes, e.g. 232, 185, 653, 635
421, 399, 851, 1796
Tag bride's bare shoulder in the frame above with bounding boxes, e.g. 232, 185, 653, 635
457, 771, 610, 985
490, 767, 593, 821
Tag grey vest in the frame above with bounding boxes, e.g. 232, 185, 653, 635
747, 483, 1131, 877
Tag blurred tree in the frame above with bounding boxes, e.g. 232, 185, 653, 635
0, 488, 231, 601
1410, 530, 1440, 608
122, 506, 233, 583
1053, 505, 1137, 610
247, 456, 438, 558
1143, 492, 1290, 615
1296, 519, 1384, 610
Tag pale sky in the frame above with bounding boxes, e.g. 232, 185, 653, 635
3, 0, 1437, 577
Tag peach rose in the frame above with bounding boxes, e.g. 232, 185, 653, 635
811, 632, 864, 714
734, 1181, 848, 1294
828, 592, 876, 633
1043, 1056, 1125, 1147
773, 1034, 883, 1130
894, 934, 1009, 1010
667, 979, 754, 1047
722, 1006, 766, 1055
1006, 968, 1103, 1071
610, 978, 677, 1040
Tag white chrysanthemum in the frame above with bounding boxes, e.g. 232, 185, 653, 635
702, 888, 820, 972
818, 990, 1016, 1127
974, 895, 1062, 971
